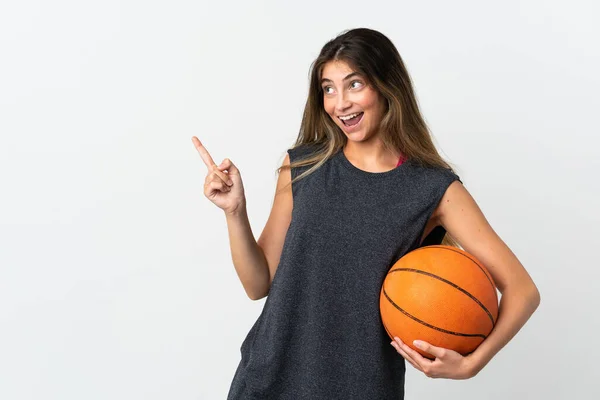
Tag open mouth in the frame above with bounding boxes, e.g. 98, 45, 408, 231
339, 112, 364, 127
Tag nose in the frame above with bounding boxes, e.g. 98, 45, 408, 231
335, 91, 352, 113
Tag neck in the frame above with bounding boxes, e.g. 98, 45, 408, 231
343, 139, 401, 172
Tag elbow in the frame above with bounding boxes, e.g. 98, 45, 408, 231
530, 284, 541, 311
247, 290, 267, 301
504, 278, 541, 313
245, 281, 271, 301
242, 262, 272, 301
245, 253, 273, 301
519, 280, 541, 314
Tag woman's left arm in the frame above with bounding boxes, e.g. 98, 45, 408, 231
392, 180, 541, 379
442, 181, 541, 375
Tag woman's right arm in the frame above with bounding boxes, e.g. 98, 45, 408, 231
226, 155, 293, 300
193, 136, 293, 300
225, 154, 292, 300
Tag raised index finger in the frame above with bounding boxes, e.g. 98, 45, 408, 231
192, 136, 217, 170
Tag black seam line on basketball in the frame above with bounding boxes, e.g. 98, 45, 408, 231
382, 287, 487, 339
388, 268, 495, 327
414, 246, 495, 291
412, 246, 498, 309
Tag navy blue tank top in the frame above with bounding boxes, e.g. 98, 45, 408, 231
227, 143, 460, 399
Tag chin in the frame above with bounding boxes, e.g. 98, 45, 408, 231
346, 130, 374, 142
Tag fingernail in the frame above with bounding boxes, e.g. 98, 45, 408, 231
413, 340, 423, 348
227, 180, 233, 186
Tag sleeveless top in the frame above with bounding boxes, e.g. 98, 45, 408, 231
227, 144, 460, 400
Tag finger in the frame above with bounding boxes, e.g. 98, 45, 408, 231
396, 337, 432, 370
207, 169, 233, 187
192, 136, 218, 170
391, 341, 422, 372
205, 179, 231, 194
392, 339, 421, 369
413, 340, 446, 360
394, 338, 422, 367
217, 158, 239, 175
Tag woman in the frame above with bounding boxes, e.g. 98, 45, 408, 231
193, 28, 540, 399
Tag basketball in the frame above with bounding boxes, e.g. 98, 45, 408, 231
380, 245, 499, 359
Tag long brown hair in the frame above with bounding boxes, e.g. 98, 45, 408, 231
279, 28, 460, 247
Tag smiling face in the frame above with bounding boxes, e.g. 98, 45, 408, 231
320, 60, 387, 144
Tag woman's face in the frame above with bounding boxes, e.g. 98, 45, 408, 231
321, 60, 387, 144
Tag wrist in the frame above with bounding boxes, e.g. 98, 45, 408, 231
465, 351, 488, 378
225, 203, 247, 218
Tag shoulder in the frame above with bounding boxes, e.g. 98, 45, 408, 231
405, 161, 461, 187
431, 178, 465, 221
286, 142, 325, 162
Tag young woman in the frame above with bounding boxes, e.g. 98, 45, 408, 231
193, 28, 540, 399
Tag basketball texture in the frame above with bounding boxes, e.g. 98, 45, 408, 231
380, 245, 499, 358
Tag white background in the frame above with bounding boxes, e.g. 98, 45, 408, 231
1, 0, 598, 399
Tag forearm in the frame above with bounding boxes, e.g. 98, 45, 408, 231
225, 206, 270, 300
468, 282, 541, 376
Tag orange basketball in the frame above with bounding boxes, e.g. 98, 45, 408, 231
380, 245, 499, 359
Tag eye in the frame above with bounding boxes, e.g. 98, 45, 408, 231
323, 86, 334, 94
350, 80, 363, 89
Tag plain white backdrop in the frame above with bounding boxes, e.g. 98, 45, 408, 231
1, 0, 598, 399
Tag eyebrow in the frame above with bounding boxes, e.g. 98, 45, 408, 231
320, 72, 361, 85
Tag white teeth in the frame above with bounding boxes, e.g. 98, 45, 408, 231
339, 112, 362, 120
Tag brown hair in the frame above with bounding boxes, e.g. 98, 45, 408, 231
279, 28, 460, 247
